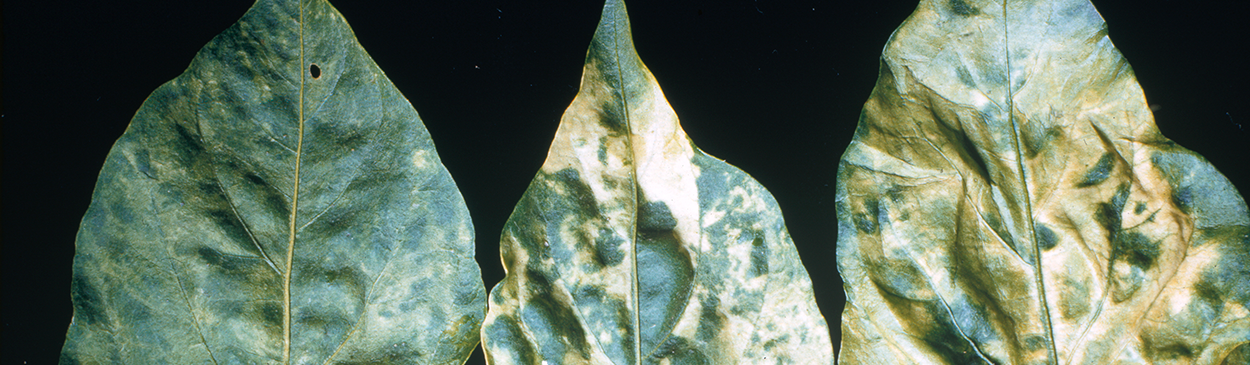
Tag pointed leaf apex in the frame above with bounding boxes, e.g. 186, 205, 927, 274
592, 0, 635, 56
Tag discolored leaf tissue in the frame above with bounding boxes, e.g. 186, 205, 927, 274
835, 0, 1250, 363
479, 0, 834, 364
59, 0, 485, 363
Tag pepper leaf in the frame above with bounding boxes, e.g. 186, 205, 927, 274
59, 0, 484, 363
479, 0, 834, 363
835, 0, 1250, 363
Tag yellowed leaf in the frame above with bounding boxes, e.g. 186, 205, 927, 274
480, 0, 833, 363
836, 0, 1250, 363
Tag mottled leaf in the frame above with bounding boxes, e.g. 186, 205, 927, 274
479, 0, 833, 364
835, 0, 1250, 364
59, 0, 484, 363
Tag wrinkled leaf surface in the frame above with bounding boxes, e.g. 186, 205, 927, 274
60, 0, 484, 363
480, 0, 833, 363
836, 0, 1250, 364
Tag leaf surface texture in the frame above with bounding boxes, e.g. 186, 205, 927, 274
480, 0, 833, 363
835, 0, 1250, 364
59, 0, 484, 363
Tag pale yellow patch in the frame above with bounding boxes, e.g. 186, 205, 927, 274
628, 71, 703, 263
1226, 303, 1250, 319
725, 229, 754, 279
701, 208, 726, 230
1168, 291, 1192, 316
411, 149, 429, 169
969, 90, 991, 110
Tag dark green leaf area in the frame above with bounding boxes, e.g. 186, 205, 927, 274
595, 227, 627, 267
597, 137, 612, 165
1152, 150, 1250, 229
1173, 186, 1194, 214
1110, 231, 1160, 270
521, 269, 593, 362
1093, 184, 1155, 302
876, 286, 993, 365
572, 286, 635, 363
883, 185, 910, 209
592, 99, 630, 134
69, 274, 107, 327
1077, 152, 1117, 187
520, 168, 622, 269
636, 199, 694, 353
551, 168, 604, 219
1141, 331, 1200, 362
499, 190, 546, 270
1195, 227, 1250, 312
651, 336, 711, 364
451, 269, 487, 308
638, 201, 678, 231
938, 297, 1002, 364
1021, 124, 1062, 159
854, 199, 880, 235
956, 66, 977, 88
1095, 183, 1132, 233
747, 232, 769, 278
1035, 222, 1059, 251
921, 324, 992, 364
695, 294, 725, 342
244, 172, 290, 217
947, 0, 979, 17
482, 314, 539, 365
637, 225, 694, 354
759, 336, 795, 362
958, 132, 991, 181
199, 186, 266, 246
196, 246, 275, 284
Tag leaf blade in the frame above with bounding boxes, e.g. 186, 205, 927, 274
59, 1, 485, 363
480, 0, 834, 364
836, 0, 1250, 363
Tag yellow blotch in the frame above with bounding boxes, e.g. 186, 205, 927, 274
411, 149, 429, 169
1226, 303, 1250, 319
1167, 290, 1192, 316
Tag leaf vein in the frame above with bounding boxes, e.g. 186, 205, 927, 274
323, 247, 398, 365
297, 177, 353, 232
150, 192, 222, 365
215, 171, 283, 276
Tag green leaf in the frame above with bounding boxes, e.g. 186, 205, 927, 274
835, 0, 1250, 364
479, 0, 833, 363
59, 0, 484, 363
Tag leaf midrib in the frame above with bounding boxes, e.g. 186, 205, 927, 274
603, 5, 644, 364
1000, 2, 1058, 363
283, 1, 307, 363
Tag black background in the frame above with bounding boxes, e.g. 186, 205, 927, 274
3, 0, 1247, 363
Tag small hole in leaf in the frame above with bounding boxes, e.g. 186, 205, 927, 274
309, 64, 321, 79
